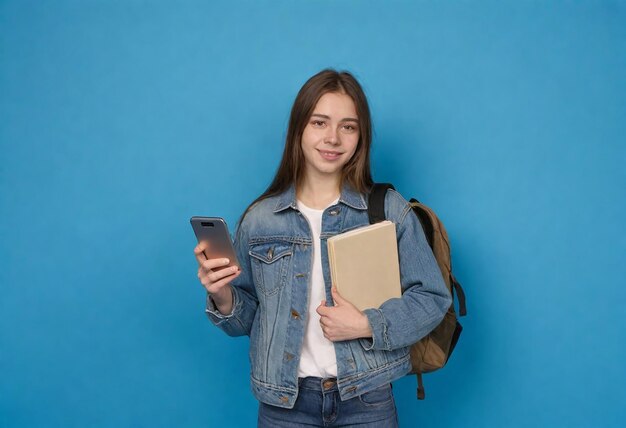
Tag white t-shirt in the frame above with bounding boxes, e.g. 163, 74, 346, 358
296, 199, 338, 378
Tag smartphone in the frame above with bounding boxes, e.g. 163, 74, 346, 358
190, 216, 240, 270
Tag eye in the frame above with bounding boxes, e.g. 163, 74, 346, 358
341, 124, 358, 132
311, 120, 325, 127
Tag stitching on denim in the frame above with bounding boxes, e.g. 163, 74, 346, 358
339, 353, 410, 384
251, 376, 298, 394
377, 308, 392, 350
248, 249, 293, 264
249, 235, 311, 245
232, 292, 247, 331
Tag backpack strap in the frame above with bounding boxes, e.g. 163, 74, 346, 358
367, 183, 395, 224
416, 373, 426, 400
409, 199, 434, 248
451, 274, 467, 316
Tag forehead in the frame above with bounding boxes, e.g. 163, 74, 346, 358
312, 92, 358, 118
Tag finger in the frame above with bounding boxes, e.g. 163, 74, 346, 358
331, 287, 345, 305
194, 242, 208, 255
203, 269, 241, 293
322, 328, 334, 342
199, 264, 236, 284
319, 317, 332, 329
201, 258, 231, 272
207, 265, 240, 283
316, 304, 330, 317
194, 242, 209, 264
212, 269, 241, 288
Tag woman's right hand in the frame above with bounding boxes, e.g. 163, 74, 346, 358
194, 242, 242, 315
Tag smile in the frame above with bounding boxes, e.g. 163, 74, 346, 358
318, 150, 343, 160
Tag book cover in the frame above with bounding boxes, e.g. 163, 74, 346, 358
327, 220, 401, 311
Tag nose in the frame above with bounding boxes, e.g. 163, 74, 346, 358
324, 127, 340, 145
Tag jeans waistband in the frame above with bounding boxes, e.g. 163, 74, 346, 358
298, 376, 338, 392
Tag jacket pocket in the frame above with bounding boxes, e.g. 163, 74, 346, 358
249, 241, 293, 296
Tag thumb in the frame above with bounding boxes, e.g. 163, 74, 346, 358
331, 287, 346, 306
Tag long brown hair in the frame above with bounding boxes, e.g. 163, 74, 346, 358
240, 69, 374, 224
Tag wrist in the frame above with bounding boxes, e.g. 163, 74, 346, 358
360, 312, 373, 338
210, 286, 234, 314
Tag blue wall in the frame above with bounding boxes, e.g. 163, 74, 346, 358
1, 1, 624, 426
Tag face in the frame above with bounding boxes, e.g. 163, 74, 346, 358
300, 92, 360, 184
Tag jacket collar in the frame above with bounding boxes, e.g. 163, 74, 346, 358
273, 183, 368, 213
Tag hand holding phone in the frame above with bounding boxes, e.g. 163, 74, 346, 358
190, 217, 240, 270
191, 217, 241, 314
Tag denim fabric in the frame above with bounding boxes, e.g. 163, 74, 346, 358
206, 184, 451, 408
257, 377, 398, 427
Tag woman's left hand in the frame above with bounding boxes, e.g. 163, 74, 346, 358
316, 287, 373, 342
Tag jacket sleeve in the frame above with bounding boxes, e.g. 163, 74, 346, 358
205, 217, 258, 337
360, 191, 452, 351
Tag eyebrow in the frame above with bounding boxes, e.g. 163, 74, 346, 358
311, 113, 359, 123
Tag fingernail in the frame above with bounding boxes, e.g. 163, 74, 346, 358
223, 259, 229, 264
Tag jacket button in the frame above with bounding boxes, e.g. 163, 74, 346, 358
267, 247, 274, 260
329, 209, 340, 215
279, 396, 289, 403
291, 309, 300, 319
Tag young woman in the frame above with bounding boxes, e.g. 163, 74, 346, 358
194, 69, 451, 427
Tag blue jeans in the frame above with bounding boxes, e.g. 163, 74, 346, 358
257, 377, 399, 427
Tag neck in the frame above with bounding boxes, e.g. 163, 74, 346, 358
297, 175, 341, 210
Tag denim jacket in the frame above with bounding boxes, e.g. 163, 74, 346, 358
205, 184, 451, 408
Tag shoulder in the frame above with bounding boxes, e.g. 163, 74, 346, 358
236, 193, 283, 235
383, 188, 413, 224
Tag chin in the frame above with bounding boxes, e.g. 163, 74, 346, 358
320, 160, 344, 170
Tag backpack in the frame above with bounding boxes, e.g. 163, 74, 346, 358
368, 183, 467, 399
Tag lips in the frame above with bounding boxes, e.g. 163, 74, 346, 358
318, 149, 343, 161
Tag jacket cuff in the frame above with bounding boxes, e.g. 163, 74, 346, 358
205, 287, 237, 325
360, 308, 391, 351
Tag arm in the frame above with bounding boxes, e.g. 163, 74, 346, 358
204, 219, 259, 337
360, 194, 452, 351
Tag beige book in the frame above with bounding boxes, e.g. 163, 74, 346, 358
327, 220, 401, 311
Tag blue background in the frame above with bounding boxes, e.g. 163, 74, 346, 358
1, 1, 624, 427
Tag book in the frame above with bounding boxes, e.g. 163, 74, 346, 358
327, 220, 401, 311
